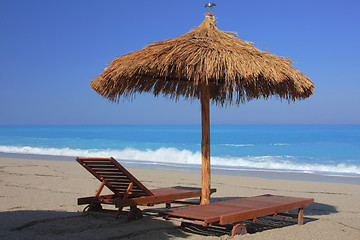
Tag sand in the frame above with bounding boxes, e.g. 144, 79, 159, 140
0, 157, 359, 240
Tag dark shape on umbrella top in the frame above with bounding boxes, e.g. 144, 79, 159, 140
205, 3, 216, 14
205, 3, 216, 8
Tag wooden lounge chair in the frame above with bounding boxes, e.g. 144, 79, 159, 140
162, 194, 314, 237
76, 157, 216, 219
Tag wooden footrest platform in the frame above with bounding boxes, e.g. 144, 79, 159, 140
162, 194, 313, 226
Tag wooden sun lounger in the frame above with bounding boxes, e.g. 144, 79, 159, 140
77, 157, 216, 219
162, 194, 314, 237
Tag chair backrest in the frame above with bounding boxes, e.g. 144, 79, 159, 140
77, 157, 153, 197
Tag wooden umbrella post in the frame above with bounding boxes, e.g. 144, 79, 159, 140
201, 82, 211, 205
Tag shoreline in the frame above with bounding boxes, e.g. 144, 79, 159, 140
1, 153, 359, 185
1, 157, 360, 239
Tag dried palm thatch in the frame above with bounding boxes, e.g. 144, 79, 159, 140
91, 13, 314, 106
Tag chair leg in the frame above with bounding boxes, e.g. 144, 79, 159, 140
115, 207, 123, 219
87, 180, 105, 212
85, 201, 103, 212
115, 182, 134, 219
298, 208, 304, 225
127, 206, 143, 221
231, 223, 247, 238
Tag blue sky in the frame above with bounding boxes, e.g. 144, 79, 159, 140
1, 0, 359, 125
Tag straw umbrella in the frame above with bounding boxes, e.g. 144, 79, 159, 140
90, 13, 315, 205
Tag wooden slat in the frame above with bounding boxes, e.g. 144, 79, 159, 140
116, 187, 216, 208
104, 174, 128, 178
96, 172, 125, 175
113, 187, 132, 192
78, 194, 116, 205
107, 157, 154, 196
169, 204, 247, 223
128, 189, 146, 194
77, 158, 130, 196
85, 163, 114, 166
98, 173, 127, 177
95, 169, 123, 173
163, 195, 314, 225
85, 162, 115, 166
90, 165, 121, 169
113, 187, 143, 193
151, 186, 215, 196
219, 200, 313, 225
221, 199, 276, 209
82, 158, 113, 161
108, 183, 131, 188
102, 177, 129, 184
76, 157, 153, 197
251, 194, 307, 204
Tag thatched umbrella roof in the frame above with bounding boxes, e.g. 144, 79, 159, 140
91, 13, 314, 106
90, 13, 314, 205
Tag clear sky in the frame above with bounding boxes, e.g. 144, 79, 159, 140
1, 0, 359, 125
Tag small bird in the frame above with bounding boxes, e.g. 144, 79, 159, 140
204, 3, 216, 8
204, 3, 216, 13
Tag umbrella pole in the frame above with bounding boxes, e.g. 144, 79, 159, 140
200, 82, 211, 205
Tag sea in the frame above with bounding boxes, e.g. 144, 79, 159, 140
0, 125, 359, 184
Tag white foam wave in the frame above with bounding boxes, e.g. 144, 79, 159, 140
0, 145, 359, 176
210, 155, 360, 175
0, 145, 201, 165
220, 144, 255, 147
272, 143, 290, 146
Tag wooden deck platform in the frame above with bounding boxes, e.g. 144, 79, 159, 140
163, 194, 313, 226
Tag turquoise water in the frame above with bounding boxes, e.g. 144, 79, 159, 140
0, 125, 359, 178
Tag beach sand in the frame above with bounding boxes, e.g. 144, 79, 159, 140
0, 157, 359, 239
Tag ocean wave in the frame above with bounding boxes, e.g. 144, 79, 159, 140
0, 145, 359, 176
0, 145, 201, 165
220, 144, 255, 147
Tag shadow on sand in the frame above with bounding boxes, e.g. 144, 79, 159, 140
0, 209, 188, 240
0, 199, 337, 239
